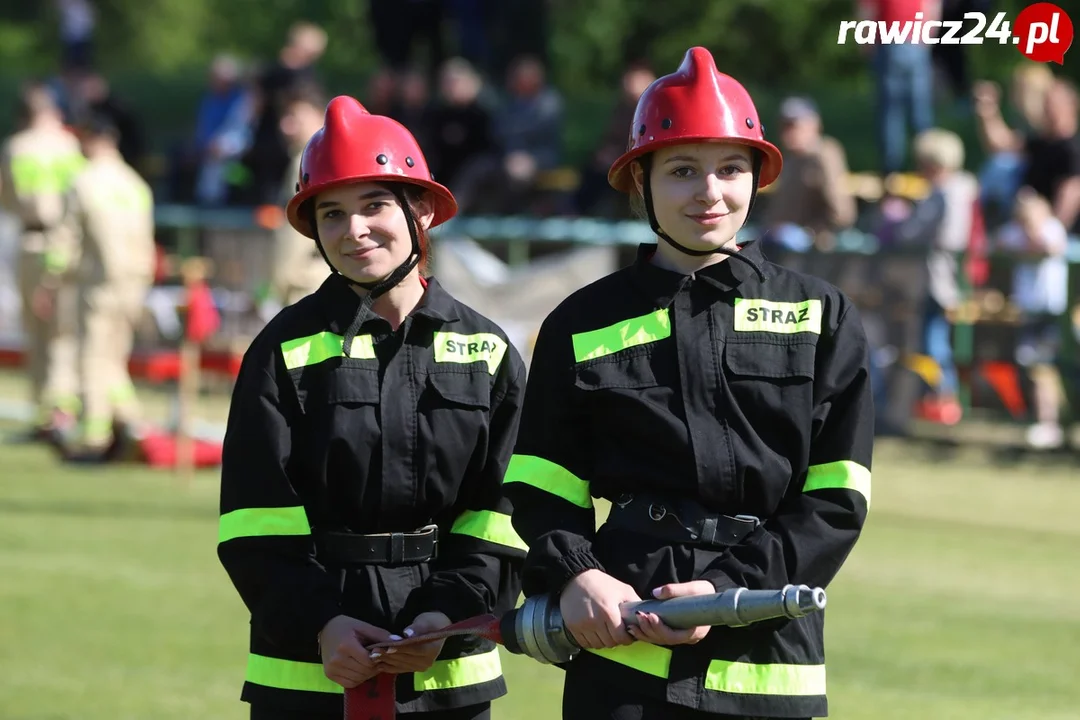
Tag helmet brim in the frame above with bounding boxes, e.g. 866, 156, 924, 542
285, 175, 458, 239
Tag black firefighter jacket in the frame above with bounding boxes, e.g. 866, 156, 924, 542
504, 241, 873, 718
218, 273, 527, 714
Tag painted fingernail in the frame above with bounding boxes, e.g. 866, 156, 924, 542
370, 652, 382, 659
652, 588, 662, 598
389, 635, 403, 641
386, 648, 397, 654
404, 628, 415, 637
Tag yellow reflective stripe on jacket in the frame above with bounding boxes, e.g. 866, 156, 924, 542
587, 644, 827, 697
88, 183, 153, 212
280, 331, 375, 369
733, 298, 823, 335
433, 331, 507, 375
804, 460, 871, 507
585, 643, 672, 679
9, 153, 85, 195
218, 506, 311, 543
704, 658, 827, 696
43, 248, 70, 273
503, 455, 592, 509
572, 308, 671, 362
450, 510, 528, 551
413, 647, 503, 691
246, 653, 343, 694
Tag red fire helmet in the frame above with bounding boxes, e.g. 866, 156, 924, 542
608, 47, 783, 194
286, 96, 458, 239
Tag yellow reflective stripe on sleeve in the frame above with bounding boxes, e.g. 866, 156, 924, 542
585, 643, 673, 679
280, 331, 375, 369
572, 308, 671, 362
9, 153, 85, 195
804, 460, 871, 507
43, 249, 69, 273
704, 659, 826, 696
246, 653, 343, 694
733, 298, 822, 335
586, 646, 827, 697
413, 648, 503, 691
433, 332, 508, 375
450, 510, 528, 551
503, 454, 592, 509
218, 506, 311, 543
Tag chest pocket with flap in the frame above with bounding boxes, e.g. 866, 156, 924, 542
723, 337, 817, 383
291, 363, 381, 414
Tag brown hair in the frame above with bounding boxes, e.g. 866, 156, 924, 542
393, 184, 433, 275
627, 159, 649, 221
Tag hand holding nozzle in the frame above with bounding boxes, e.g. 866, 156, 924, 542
500, 583, 827, 665
619, 583, 827, 630
624, 580, 718, 647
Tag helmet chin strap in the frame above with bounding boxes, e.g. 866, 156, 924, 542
309, 187, 423, 356
640, 153, 766, 282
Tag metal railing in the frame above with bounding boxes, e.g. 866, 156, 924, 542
151, 203, 1079, 431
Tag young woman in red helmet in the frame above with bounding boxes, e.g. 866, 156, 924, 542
504, 48, 873, 719
217, 96, 526, 720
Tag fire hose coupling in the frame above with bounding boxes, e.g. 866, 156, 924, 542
500, 584, 826, 665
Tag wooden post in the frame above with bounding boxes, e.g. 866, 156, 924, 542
176, 257, 210, 484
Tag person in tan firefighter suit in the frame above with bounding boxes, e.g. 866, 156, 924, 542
0, 81, 85, 438
269, 82, 331, 307
61, 114, 155, 461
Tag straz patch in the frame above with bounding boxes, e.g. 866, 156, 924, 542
733, 298, 823, 335
433, 332, 507, 375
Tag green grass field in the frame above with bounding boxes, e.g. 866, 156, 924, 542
1, 373, 1078, 719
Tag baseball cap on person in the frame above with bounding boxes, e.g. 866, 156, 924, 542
778, 96, 819, 122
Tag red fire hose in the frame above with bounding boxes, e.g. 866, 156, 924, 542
343, 615, 504, 720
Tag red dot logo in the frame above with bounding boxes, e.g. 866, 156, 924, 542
1014, 3, 1074, 64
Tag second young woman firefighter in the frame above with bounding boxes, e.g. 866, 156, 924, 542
218, 96, 527, 720
504, 48, 874, 719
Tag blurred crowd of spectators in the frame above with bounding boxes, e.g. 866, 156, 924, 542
21, 0, 1080, 447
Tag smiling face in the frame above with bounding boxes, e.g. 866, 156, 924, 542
312, 182, 433, 284
633, 142, 756, 253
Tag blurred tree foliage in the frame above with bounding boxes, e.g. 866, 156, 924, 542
1, 0, 1076, 170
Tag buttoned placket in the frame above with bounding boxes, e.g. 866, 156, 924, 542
673, 277, 736, 510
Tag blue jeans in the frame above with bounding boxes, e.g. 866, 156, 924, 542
923, 298, 958, 395
874, 43, 935, 175
978, 151, 1026, 217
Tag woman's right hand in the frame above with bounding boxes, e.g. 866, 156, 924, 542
318, 615, 393, 688
558, 569, 640, 649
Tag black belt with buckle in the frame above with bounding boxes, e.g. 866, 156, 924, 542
316, 524, 439, 566
605, 492, 760, 548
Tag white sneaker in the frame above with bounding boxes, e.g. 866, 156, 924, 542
1025, 422, 1064, 450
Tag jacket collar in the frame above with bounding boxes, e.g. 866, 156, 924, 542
317, 273, 460, 335
630, 240, 772, 306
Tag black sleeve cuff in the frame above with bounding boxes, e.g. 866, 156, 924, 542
258, 589, 342, 653
402, 578, 488, 626
697, 569, 739, 594
550, 547, 606, 595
